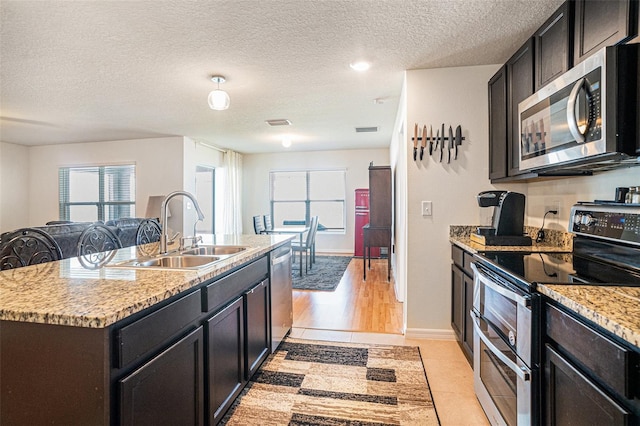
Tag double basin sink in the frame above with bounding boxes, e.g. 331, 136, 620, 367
108, 245, 248, 271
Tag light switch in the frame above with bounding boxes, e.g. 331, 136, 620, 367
422, 201, 432, 216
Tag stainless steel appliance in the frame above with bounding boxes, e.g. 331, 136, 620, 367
518, 44, 639, 173
471, 202, 640, 425
269, 243, 292, 352
471, 191, 532, 246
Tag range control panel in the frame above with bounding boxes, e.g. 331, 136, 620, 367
571, 204, 640, 246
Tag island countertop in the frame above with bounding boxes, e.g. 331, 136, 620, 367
0, 234, 293, 329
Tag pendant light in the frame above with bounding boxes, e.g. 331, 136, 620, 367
208, 75, 230, 110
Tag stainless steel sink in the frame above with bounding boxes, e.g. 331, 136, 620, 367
181, 245, 247, 256
106, 244, 249, 270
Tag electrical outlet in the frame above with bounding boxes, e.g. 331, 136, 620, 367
543, 200, 561, 224
421, 201, 432, 216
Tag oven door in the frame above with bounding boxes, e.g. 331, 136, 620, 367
471, 263, 532, 365
472, 311, 532, 426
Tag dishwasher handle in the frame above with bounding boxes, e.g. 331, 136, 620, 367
272, 247, 292, 265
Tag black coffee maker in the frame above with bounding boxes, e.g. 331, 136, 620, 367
470, 190, 532, 246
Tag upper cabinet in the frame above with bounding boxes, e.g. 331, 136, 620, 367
506, 39, 535, 177
535, 2, 573, 90
488, 66, 508, 180
487, 0, 639, 182
574, 0, 638, 64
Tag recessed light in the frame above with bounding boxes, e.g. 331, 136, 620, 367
350, 61, 370, 72
282, 137, 292, 148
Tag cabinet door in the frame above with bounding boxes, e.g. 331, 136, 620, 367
462, 273, 474, 360
119, 327, 205, 426
545, 344, 630, 425
574, 0, 636, 64
535, 2, 572, 90
507, 38, 535, 177
245, 279, 271, 379
451, 265, 464, 342
488, 66, 508, 180
207, 297, 245, 426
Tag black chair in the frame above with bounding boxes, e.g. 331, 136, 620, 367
77, 223, 122, 267
292, 216, 319, 274
263, 214, 274, 232
136, 219, 162, 245
253, 215, 266, 234
0, 228, 63, 270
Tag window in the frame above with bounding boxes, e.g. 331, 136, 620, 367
269, 170, 346, 232
59, 165, 135, 222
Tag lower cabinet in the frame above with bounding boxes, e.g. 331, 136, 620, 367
450, 244, 474, 364
543, 301, 640, 424
245, 279, 271, 379
119, 327, 205, 426
207, 297, 246, 425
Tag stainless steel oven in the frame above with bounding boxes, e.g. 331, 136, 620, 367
471, 262, 533, 426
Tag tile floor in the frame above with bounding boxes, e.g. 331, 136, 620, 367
290, 327, 490, 426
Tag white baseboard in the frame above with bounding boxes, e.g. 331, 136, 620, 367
404, 328, 456, 340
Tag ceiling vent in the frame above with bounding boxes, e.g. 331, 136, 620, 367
265, 119, 291, 126
355, 126, 378, 133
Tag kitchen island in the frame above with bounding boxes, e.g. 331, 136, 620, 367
0, 233, 293, 425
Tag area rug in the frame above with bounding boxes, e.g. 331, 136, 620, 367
220, 338, 440, 425
292, 255, 352, 291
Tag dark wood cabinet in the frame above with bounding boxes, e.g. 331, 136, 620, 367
574, 0, 637, 65
207, 297, 246, 425
244, 279, 271, 379
363, 165, 392, 280
119, 326, 205, 426
506, 38, 535, 177
450, 244, 474, 365
488, 65, 508, 180
543, 300, 640, 424
535, 2, 573, 90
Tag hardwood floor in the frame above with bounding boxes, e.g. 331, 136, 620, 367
292, 256, 403, 334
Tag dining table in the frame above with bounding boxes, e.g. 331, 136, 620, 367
268, 226, 309, 276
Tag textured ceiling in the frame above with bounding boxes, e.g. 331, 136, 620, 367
0, 0, 564, 153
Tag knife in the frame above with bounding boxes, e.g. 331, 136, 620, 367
455, 125, 462, 159
413, 123, 418, 161
420, 125, 427, 160
428, 125, 434, 155
448, 126, 453, 163
439, 123, 445, 162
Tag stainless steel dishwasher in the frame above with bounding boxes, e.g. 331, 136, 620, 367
270, 243, 292, 352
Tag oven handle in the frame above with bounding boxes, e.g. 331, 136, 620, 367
471, 263, 530, 307
472, 311, 531, 381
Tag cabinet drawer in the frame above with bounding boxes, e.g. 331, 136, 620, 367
117, 290, 201, 368
451, 245, 464, 269
546, 304, 632, 398
203, 256, 268, 313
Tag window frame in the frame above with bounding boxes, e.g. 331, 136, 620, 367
269, 169, 346, 232
58, 164, 136, 222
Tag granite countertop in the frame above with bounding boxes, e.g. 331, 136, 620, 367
537, 284, 640, 351
449, 225, 573, 254
0, 234, 293, 329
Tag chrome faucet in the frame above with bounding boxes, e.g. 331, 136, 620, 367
159, 191, 205, 254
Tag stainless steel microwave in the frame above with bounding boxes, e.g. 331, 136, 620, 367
518, 44, 639, 172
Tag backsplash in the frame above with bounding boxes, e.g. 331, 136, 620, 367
449, 225, 573, 251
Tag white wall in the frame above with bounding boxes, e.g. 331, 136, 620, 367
243, 149, 390, 253
402, 65, 526, 338
0, 142, 30, 232
27, 137, 185, 227
526, 167, 640, 232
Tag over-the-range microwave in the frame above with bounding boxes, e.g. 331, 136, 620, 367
518, 43, 639, 173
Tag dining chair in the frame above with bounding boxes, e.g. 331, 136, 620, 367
77, 223, 123, 267
136, 219, 162, 245
0, 228, 63, 270
292, 215, 319, 274
263, 214, 274, 232
253, 215, 266, 234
